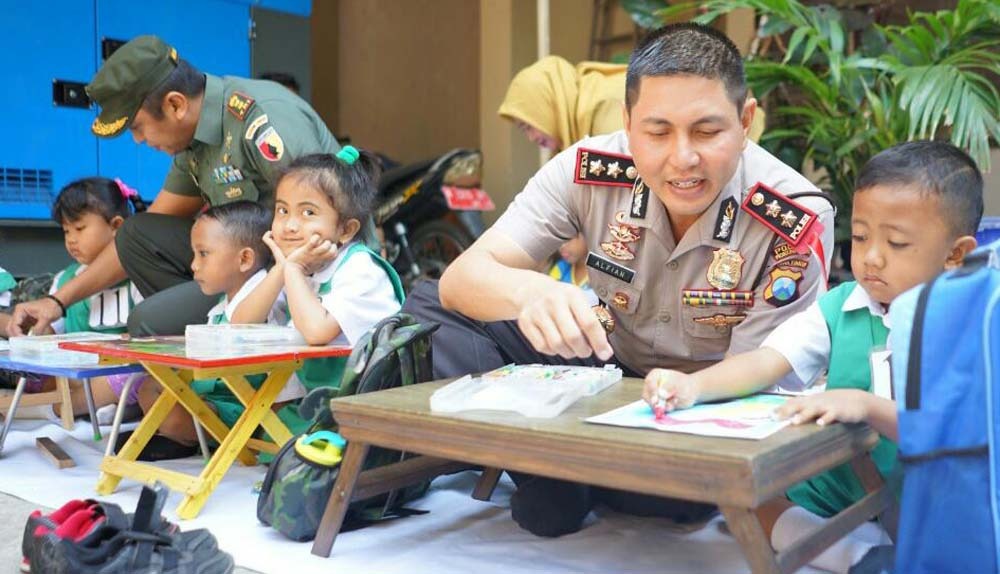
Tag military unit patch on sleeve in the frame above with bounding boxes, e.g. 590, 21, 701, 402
573, 148, 638, 188
254, 126, 285, 162
226, 91, 255, 120
763, 266, 803, 307
741, 183, 821, 250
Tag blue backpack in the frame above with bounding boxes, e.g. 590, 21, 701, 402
889, 241, 1000, 573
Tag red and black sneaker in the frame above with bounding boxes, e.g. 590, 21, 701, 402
30, 502, 131, 573
21, 499, 99, 573
31, 485, 232, 574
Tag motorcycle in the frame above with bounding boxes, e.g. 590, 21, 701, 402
374, 149, 494, 290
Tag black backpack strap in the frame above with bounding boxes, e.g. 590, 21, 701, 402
906, 273, 947, 411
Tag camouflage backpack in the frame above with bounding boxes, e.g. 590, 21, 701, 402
257, 313, 440, 541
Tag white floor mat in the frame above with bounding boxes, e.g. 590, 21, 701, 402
0, 418, 825, 574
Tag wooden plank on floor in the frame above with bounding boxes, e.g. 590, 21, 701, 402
36, 437, 74, 469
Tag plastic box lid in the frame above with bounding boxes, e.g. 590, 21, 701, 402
9, 332, 122, 366
184, 324, 305, 355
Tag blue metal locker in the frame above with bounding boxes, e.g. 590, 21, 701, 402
0, 0, 98, 220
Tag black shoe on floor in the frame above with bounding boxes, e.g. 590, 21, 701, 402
114, 431, 200, 462
34, 484, 233, 574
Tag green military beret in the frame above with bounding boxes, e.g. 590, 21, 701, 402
86, 35, 179, 138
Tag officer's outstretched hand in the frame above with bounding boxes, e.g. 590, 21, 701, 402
643, 369, 699, 412
6, 297, 62, 337
516, 281, 613, 360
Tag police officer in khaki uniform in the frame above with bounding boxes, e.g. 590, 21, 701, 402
9, 35, 340, 337
403, 23, 835, 537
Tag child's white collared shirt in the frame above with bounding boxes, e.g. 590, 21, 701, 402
205, 268, 279, 324
762, 283, 891, 388
281, 241, 401, 346
206, 268, 303, 402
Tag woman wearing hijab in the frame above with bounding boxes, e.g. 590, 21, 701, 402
498, 55, 765, 151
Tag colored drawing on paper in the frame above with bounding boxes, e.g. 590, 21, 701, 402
585, 394, 791, 440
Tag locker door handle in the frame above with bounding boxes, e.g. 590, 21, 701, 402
52, 80, 91, 109
102, 38, 128, 61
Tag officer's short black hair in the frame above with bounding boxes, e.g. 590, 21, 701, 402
855, 141, 984, 237
140, 59, 207, 120
197, 201, 274, 268
625, 22, 746, 112
52, 177, 145, 225
260, 72, 300, 94
279, 151, 381, 228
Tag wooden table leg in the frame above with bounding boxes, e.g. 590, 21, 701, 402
97, 390, 176, 495
472, 467, 503, 501
220, 373, 293, 447
851, 452, 899, 541
143, 363, 255, 466
725, 452, 895, 574
54, 377, 74, 430
174, 366, 294, 519
720, 505, 781, 574
311, 441, 371, 557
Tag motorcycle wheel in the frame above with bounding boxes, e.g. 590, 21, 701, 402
408, 220, 474, 286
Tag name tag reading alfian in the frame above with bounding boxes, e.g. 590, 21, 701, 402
586, 252, 635, 284
869, 348, 892, 400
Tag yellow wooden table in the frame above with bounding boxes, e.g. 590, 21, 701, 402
62, 336, 350, 519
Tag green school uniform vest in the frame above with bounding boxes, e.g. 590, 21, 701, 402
55, 262, 134, 334
786, 281, 900, 517
0, 268, 15, 295
194, 294, 303, 434
294, 243, 405, 394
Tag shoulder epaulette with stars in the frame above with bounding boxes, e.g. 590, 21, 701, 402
574, 148, 638, 188
741, 182, 819, 247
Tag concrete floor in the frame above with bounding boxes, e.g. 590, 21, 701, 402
0, 491, 260, 573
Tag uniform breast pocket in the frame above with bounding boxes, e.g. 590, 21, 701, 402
680, 304, 746, 340
589, 276, 641, 329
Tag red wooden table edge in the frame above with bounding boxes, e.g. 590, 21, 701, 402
59, 341, 352, 369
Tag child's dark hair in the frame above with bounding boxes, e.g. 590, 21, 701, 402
197, 201, 273, 268
52, 177, 147, 224
279, 150, 382, 226
856, 141, 984, 236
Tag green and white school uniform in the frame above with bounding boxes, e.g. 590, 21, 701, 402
191, 269, 301, 428
281, 241, 404, 395
49, 262, 142, 334
761, 281, 898, 518
0, 266, 15, 308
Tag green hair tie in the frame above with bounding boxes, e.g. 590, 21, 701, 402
335, 145, 359, 165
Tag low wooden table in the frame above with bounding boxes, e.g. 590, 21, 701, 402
62, 337, 350, 519
312, 378, 897, 574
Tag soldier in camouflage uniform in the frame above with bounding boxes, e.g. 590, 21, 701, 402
8, 35, 341, 337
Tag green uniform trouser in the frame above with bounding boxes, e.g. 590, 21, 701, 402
190, 378, 310, 438
116, 212, 217, 336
